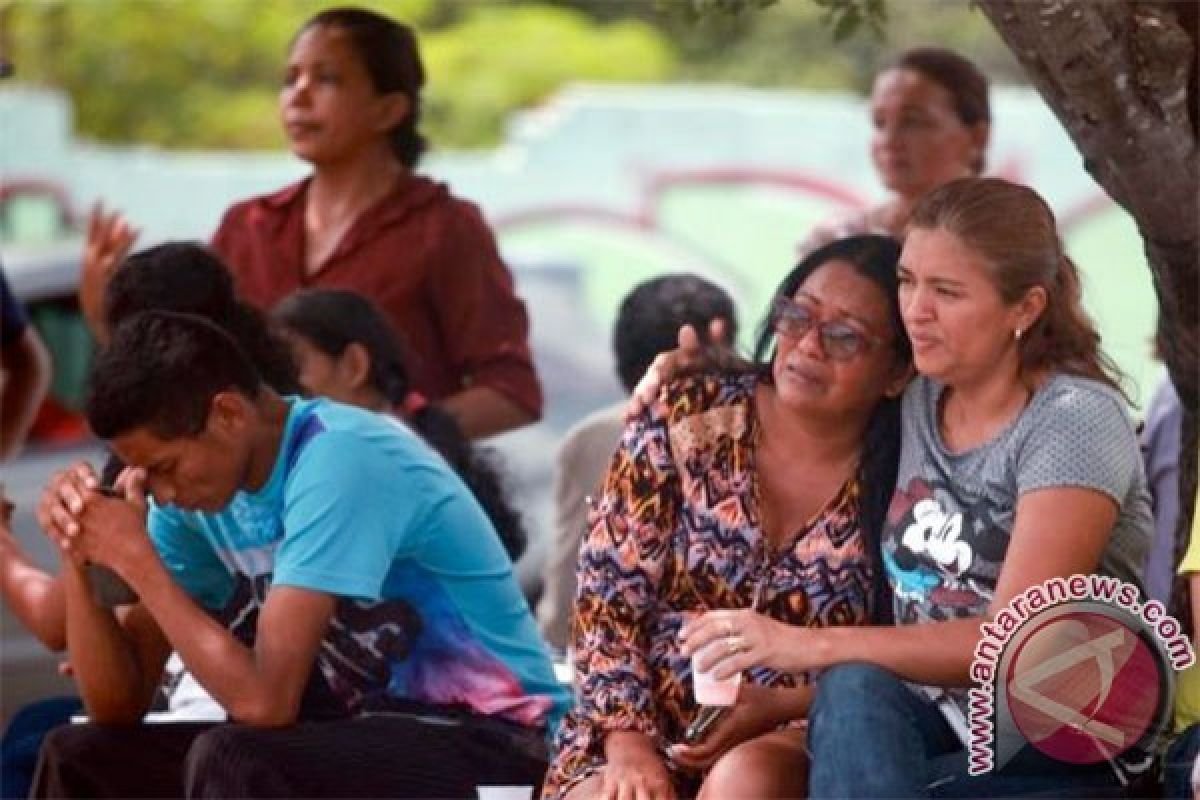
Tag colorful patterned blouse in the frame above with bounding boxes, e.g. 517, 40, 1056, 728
542, 373, 877, 798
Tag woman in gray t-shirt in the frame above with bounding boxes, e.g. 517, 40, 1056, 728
680, 178, 1153, 797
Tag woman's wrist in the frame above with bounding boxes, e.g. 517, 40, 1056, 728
798, 626, 842, 672
604, 729, 658, 762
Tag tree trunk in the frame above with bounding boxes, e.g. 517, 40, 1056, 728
975, 0, 1197, 614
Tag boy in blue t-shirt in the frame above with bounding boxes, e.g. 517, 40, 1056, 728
34, 310, 567, 798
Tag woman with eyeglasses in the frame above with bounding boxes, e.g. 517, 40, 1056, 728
542, 234, 912, 800
679, 178, 1151, 798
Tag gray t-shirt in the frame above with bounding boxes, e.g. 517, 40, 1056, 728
883, 373, 1153, 739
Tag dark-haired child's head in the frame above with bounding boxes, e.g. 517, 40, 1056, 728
86, 311, 264, 511
272, 288, 530, 561
106, 242, 300, 394
613, 274, 738, 393
273, 289, 408, 411
105, 243, 236, 328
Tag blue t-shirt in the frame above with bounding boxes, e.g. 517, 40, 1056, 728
148, 397, 569, 729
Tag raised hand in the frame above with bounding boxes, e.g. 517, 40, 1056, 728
625, 317, 739, 421
80, 203, 139, 339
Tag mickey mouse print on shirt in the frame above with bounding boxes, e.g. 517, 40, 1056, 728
883, 477, 1009, 623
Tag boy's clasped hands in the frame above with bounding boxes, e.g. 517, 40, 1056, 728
37, 462, 154, 583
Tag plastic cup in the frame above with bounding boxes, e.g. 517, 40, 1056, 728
476, 787, 533, 800
692, 644, 742, 706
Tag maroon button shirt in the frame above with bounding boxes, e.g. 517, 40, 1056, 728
212, 174, 542, 417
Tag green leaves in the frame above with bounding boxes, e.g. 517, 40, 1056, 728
421, 6, 674, 147
812, 0, 888, 41
663, 0, 780, 21
7, 1, 675, 151
672, 0, 886, 40
6, 0, 1018, 151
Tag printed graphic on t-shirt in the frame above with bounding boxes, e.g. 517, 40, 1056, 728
213, 561, 552, 725
324, 564, 553, 725
211, 573, 267, 647
883, 477, 1009, 622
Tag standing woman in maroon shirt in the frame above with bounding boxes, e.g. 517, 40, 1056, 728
81, 7, 541, 439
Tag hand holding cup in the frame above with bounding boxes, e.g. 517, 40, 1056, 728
679, 609, 795, 679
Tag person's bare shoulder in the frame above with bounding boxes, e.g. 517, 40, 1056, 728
796, 207, 888, 259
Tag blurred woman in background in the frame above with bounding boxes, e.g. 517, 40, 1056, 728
81, 7, 540, 439
800, 47, 991, 254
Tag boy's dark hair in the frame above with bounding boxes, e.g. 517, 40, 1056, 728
273, 289, 528, 561
106, 242, 301, 395
613, 274, 738, 393
86, 311, 261, 440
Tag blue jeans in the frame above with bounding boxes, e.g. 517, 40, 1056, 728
807, 663, 1129, 799
1164, 724, 1200, 800
1, 695, 83, 800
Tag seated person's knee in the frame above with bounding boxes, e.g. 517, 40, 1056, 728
38, 724, 107, 765
184, 725, 279, 796
812, 661, 911, 718
700, 731, 808, 800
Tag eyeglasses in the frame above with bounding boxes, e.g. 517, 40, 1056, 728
771, 295, 885, 362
